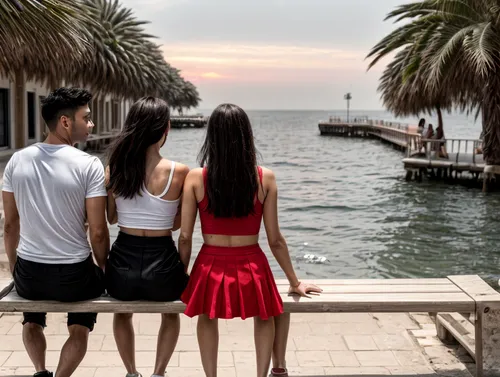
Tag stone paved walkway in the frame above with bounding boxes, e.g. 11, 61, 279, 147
0, 309, 474, 377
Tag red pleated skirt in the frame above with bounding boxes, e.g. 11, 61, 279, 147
181, 244, 284, 320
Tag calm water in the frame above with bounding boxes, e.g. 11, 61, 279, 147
108, 110, 500, 286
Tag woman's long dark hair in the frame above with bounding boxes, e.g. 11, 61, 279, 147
198, 103, 258, 218
107, 97, 170, 199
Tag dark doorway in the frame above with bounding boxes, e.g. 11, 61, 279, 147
27, 92, 36, 140
0, 89, 9, 147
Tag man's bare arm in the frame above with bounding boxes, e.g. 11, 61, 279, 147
2, 192, 19, 274
85, 196, 109, 269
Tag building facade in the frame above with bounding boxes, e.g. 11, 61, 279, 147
0, 76, 129, 154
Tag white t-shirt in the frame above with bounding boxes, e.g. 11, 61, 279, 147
2, 143, 107, 264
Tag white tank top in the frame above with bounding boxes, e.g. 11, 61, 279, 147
115, 161, 179, 230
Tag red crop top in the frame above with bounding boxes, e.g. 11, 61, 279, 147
198, 166, 264, 236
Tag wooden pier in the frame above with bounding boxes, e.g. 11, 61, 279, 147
170, 115, 208, 129
319, 116, 420, 152
75, 130, 120, 152
319, 116, 485, 186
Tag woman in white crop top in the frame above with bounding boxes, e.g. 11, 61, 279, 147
105, 97, 190, 377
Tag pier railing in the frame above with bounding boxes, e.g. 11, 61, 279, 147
416, 138, 484, 164
325, 116, 412, 131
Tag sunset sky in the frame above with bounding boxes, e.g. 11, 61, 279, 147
120, 0, 407, 110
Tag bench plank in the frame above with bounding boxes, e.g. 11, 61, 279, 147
275, 284, 462, 293
447, 275, 500, 303
275, 278, 451, 285
0, 288, 475, 313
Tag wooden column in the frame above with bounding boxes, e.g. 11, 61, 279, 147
483, 165, 500, 192
14, 70, 25, 149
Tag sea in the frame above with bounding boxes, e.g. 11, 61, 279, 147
107, 109, 500, 287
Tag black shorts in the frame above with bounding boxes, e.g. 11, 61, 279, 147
106, 232, 189, 302
14, 254, 105, 331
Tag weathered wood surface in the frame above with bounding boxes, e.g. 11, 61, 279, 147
436, 313, 475, 359
0, 278, 475, 314
447, 275, 500, 377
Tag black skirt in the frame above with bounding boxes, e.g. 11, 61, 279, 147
106, 232, 188, 302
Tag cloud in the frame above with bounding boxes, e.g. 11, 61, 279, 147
200, 72, 225, 79
161, 42, 374, 83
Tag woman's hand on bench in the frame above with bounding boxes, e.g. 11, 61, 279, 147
288, 282, 322, 298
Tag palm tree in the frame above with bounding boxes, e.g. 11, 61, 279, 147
367, 0, 498, 164
0, 0, 92, 147
79, 0, 166, 98
375, 45, 456, 133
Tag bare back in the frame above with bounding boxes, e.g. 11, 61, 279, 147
189, 166, 275, 247
106, 158, 189, 236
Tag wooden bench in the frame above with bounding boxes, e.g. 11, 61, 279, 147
1, 275, 500, 377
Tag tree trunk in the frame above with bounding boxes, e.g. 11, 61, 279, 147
481, 61, 500, 191
436, 105, 443, 131
14, 70, 25, 149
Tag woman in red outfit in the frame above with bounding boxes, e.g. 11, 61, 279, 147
179, 103, 321, 377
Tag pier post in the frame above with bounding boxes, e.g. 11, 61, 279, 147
483, 165, 500, 192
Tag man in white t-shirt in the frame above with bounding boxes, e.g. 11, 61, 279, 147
2, 87, 109, 377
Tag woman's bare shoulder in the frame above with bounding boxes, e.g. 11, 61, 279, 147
259, 166, 276, 182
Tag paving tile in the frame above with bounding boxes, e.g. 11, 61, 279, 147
296, 351, 333, 367
179, 351, 233, 367
310, 321, 385, 335
432, 363, 474, 377
233, 350, 298, 367
291, 313, 372, 323
424, 346, 461, 365
13, 367, 96, 377
170, 367, 236, 377
219, 334, 261, 351
410, 313, 437, 325
344, 335, 378, 351
387, 366, 429, 375
0, 352, 13, 367
372, 333, 414, 350
0, 367, 17, 376
411, 329, 438, 338
329, 351, 360, 367
283, 366, 326, 375
371, 313, 419, 329
293, 335, 346, 351
417, 337, 444, 347
323, 366, 389, 375
354, 351, 400, 367
393, 350, 430, 367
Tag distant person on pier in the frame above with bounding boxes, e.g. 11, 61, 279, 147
178, 103, 322, 377
434, 123, 449, 159
417, 118, 426, 152
422, 124, 435, 154
417, 118, 426, 135
2, 87, 108, 377
105, 97, 190, 377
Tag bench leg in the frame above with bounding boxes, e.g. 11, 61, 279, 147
475, 303, 500, 377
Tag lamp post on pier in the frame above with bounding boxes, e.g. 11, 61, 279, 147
344, 92, 352, 123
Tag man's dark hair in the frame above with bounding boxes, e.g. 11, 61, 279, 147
41, 87, 92, 131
